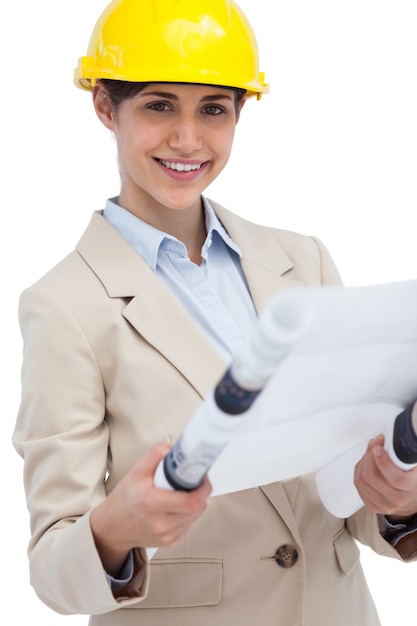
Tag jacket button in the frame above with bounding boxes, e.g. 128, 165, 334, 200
275, 545, 299, 568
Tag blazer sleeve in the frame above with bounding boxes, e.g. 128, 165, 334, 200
311, 236, 343, 286
12, 285, 150, 615
346, 506, 417, 562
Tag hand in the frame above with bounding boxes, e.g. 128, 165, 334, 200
354, 435, 417, 520
90, 444, 212, 575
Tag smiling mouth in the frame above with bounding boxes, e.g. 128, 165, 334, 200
156, 159, 205, 172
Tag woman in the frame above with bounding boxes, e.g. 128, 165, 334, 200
13, 1, 417, 625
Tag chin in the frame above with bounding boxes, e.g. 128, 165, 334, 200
161, 192, 205, 212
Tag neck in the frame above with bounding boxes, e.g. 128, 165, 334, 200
168, 209, 206, 265
119, 194, 207, 265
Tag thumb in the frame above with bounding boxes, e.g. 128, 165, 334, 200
133, 443, 171, 480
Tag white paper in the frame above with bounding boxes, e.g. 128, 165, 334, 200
206, 280, 417, 497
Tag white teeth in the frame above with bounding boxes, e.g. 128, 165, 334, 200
160, 159, 202, 172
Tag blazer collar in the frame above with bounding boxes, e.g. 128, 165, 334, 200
210, 200, 303, 314
76, 207, 302, 397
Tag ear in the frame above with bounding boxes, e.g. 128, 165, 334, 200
92, 84, 117, 130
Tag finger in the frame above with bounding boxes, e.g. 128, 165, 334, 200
357, 436, 400, 492
133, 444, 171, 481
354, 445, 393, 511
355, 440, 417, 514
371, 442, 415, 492
157, 476, 212, 516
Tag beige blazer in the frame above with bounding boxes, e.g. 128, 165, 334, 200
13, 202, 409, 626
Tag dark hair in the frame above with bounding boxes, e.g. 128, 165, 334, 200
99, 79, 246, 115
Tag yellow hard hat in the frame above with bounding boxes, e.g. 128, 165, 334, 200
74, 0, 269, 99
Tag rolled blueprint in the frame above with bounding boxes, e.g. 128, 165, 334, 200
316, 399, 417, 518
154, 290, 313, 492
146, 278, 417, 557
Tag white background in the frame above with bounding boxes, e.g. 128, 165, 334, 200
1, 1, 417, 624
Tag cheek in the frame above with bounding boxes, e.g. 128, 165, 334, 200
116, 132, 147, 169
215, 127, 236, 162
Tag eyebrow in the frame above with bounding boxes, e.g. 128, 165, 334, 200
138, 91, 233, 102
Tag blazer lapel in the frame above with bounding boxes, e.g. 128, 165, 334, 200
76, 212, 227, 399
260, 482, 303, 545
122, 277, 228, 399
211, 200, 303, 314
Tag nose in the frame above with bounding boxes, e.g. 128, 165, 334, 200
168, 114, 203, 154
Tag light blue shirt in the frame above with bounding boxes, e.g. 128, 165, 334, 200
102, 195, 258, 590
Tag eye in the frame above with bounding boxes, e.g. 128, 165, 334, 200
147, 101, 172, 112
202, 105, 225, 116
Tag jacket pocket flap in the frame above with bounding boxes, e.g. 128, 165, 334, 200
137, 558, 223, 608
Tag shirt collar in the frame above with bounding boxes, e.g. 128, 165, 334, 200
103, 196, 242, 271
202, 197, 242, 259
